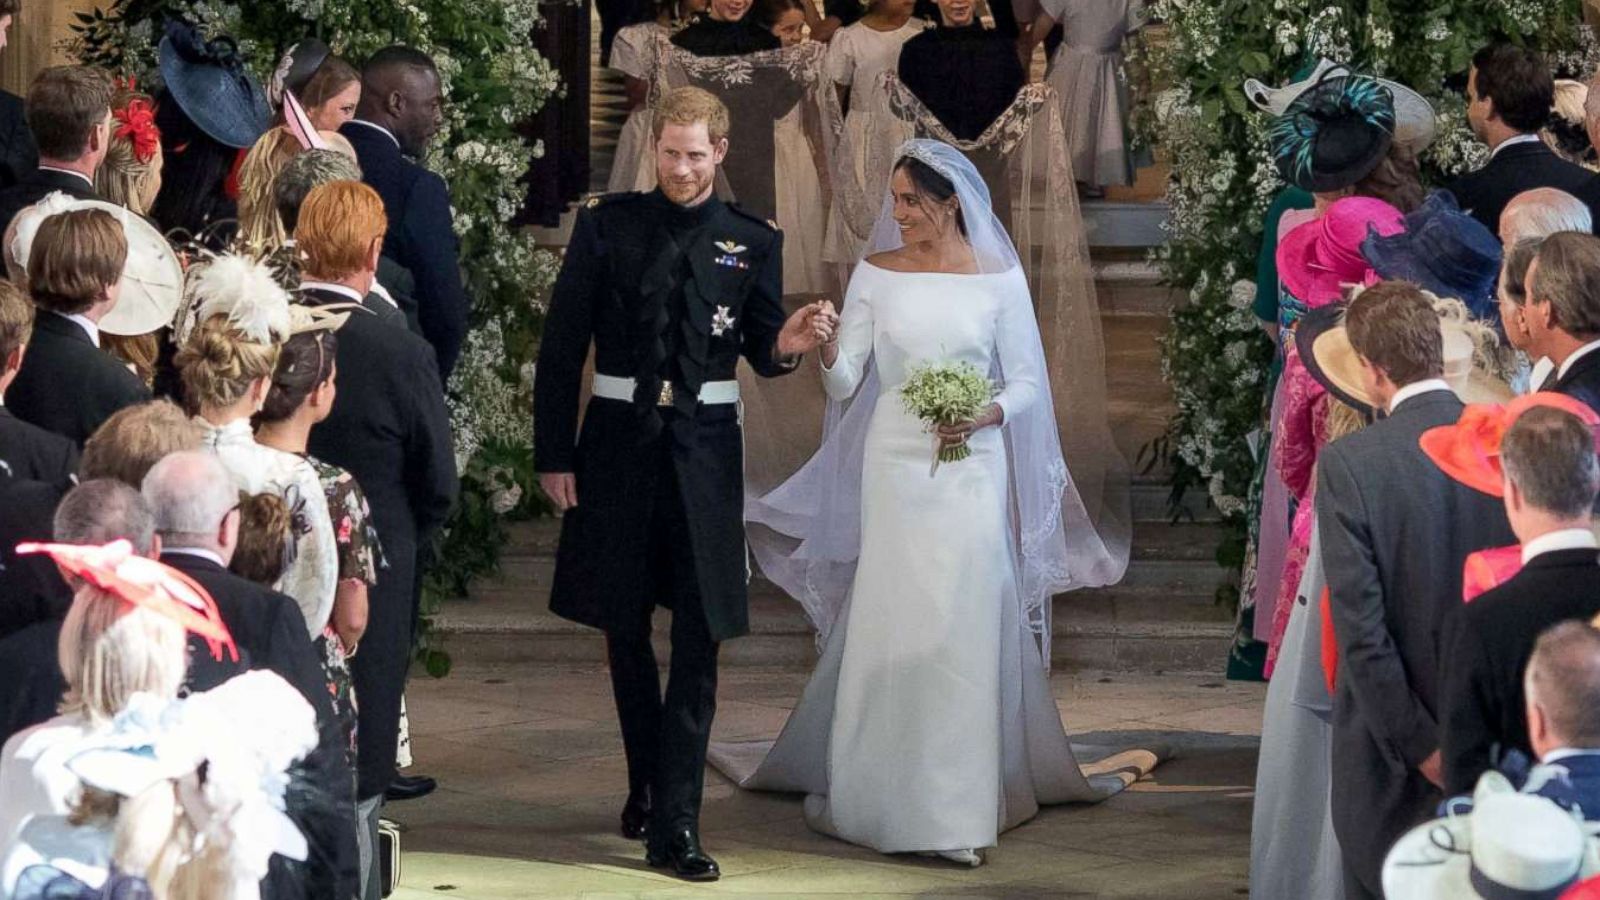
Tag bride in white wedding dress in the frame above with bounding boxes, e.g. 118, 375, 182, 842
713, 140, 1147, 865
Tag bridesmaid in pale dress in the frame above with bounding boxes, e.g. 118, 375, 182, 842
1023, 0, 1136, 194
607, 0, 708, 193
759, 0, 832, 296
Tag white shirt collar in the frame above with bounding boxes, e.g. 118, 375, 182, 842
161, 546, 227, 568
1388, 378, 1453, 413
299, 280, 367, 304
1490, 133, 1544, 159
346, 119, 400, 149
368, 281, 400, 309
1522, 528, 1600, 565
1543, 748, 1600, 764
53, 310, 100, 348
1557, 337, 1600, 381
35, 165, 95, 188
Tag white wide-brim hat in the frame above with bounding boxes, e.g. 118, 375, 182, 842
1383, 773, 1600, 899
1245, 58, 1438, 154
6, 192, 184, 337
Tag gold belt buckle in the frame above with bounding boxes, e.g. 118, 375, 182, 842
657, 381, 675, 406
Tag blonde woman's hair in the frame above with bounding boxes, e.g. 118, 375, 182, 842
74, 781, 231, 900
96, 90, 163, 217
174, 314, 282, 413
57, 588, 187, 726
236, 127, 304, 254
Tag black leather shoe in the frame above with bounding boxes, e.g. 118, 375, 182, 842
385, 774, 437, 802
646, 829, 721, 881
619, 792, 651, 840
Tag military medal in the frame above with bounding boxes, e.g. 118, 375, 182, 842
713, 239, 749, 270
711, 305, 736, 337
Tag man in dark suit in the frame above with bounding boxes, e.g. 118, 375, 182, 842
0, 65, 109, 244
300, 179, 457, 896
142, 450, 360, 900
1440, 405, 1600, 794
0, 0, 38, 191
1521, 622, 1600, 820
340, 47, 465, 379
6, 208, 148, 444
295, 181, 410, 331
534, 87, 831, 880
275, 147, 421, 334
1316, 282, 1516, 899
0, 279, 75, 485
1520, 232, 1600, 410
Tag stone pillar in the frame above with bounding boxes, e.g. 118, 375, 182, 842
1, 0, 99, 95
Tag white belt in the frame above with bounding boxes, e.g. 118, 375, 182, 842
591, 373, 740, 406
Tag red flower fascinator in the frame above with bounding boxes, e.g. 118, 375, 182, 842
113, 97, 162, 165
17, 540, 237, 662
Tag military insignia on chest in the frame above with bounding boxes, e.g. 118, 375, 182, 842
711, 305, 737, 337
713, 239, 750, 270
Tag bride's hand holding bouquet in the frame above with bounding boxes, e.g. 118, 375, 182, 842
899, 360, 1000, 472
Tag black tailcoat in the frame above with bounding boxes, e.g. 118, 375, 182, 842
0, 168, 97, 260
1439, 547, 1600, 795
534, 189, 794, 643
1545, 346, 1600, 416
6, 313, 150, 445
0, 407, 78, 486
1446, 140, 1597, 234
0, 91, 37, 192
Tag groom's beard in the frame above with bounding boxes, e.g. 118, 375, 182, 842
661, 168, 715, 206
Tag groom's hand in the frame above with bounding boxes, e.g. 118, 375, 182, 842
776, 300, 839, 360
539, 472, 578, 511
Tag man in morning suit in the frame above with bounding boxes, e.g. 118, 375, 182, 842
1440, 405, 1600, 795
0, 65, 108, 245
1316, 282, 1516, 899
1521, 622, 1600, 820
0, 278, 74, 486
1520, 232, 1600, 411
0, 0, 37, 191
341, 47, 466, 379
1447, 44, 1599, 235
534, 86, 836, 881
5, 208, 148, 444
299, 180, 458, 899
144, 451, 360, 900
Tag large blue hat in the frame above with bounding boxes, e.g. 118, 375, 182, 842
157, 20, 271, 150
1361, 191, 1503, 321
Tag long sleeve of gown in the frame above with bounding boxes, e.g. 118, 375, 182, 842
991, 272, 1043, 423
821, 268, 874, 400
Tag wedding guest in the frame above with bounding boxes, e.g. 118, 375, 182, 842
898, 0, 1021, 144
1362, 191, 1503, 321
143, 450, 359, 900
0, 0, 34, 191
608, 0, 707, 193
1544, 79, 1595, 168
93, 87, 162, 216
0, 65, 110, 243
274, 149, 419, 332
77, 398, 202, 487
271, 38, 363, 133
1316, 281, 1515, 899
175, 254, 340, 646
4, 208, 147, 444
301, 167, 457, 894
1448, 43, 1597, 233
1499, 188, 1592, 245
148, 22, 271, 242
1522, 232, 1600, 405
673, 0, 783, 53
1521, 621, 1600, 816
342, 46, 467, 379
1502, 238, 1558, 392
1439, 403, 1600, 794
296, 180, 408, 328
757, 0, 833, 296
0, 279, 75, 486
1023, 0, 1135, 191
0, 480, 158, 746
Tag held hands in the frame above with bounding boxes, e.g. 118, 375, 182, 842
935, 403, 1004, 451
776, 300, 840, 360
540, 472, 578, 511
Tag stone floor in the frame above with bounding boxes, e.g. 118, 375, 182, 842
390, 662, 1265, 899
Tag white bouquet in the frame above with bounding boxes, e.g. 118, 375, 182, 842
899, 360, 995, 468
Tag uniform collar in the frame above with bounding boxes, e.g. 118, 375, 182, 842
649, 188, 723, 230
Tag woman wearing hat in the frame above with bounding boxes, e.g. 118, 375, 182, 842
148, 21, 273, 245
1363, 190, 1505, 322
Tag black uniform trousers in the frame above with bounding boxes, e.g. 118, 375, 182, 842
604, 414, 720, 847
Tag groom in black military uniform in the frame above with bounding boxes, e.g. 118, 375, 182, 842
534, 86, 836, 881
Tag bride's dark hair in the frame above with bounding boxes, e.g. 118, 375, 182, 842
895, 155, 967, 237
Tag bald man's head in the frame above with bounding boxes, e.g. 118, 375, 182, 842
1525, 621, 1600, 758
356, 46, 443, 158
1500, 188, 1593, 246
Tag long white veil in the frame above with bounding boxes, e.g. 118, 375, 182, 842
746, 138, 1130, 662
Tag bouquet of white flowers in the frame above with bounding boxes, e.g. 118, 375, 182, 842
900, 360, 995, 469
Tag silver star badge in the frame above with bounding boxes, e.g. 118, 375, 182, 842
711, 305, 736, 337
